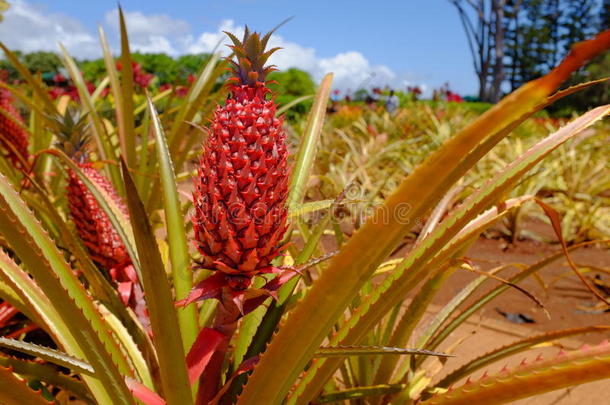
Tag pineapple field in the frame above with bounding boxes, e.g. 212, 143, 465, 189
0, 3, 610, 405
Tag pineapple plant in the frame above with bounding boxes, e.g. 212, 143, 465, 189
53, 109, 150, 331
180, 27, 294, 403
0, 9, 608, 405
0, 85, 29, 169
192, 27, 289, 290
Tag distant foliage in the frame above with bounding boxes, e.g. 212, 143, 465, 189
23, 51, 63, 74
1, 50, 212, 86
602, 0, 610, 31
1, 51, 63, 82
504, 0, 601, 90
451, 0, 604, 105
268, 68, 316, 119
551, 52, 610, 115
80, 59, 106, 83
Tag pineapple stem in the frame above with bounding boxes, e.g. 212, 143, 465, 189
196, 288, 240, 405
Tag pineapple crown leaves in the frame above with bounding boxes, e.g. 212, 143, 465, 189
48, 107, 91, 163
224, 18, 293, 87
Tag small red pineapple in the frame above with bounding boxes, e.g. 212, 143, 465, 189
0, 87, 29, 169
181, 28, 296, 396
192, 27, 289, 289
54, 109, 149, 330
67, 163, 131, 270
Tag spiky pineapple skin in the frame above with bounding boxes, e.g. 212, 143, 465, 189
67, 164, 150, 330
67, 164, 130, 270
193, 85, 289, 277
0, 88, 29, 168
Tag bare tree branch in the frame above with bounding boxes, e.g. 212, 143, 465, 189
448, 0, 506, 101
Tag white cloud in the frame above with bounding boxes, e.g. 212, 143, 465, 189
317, 52, 398, 91
104, 10, 190, 38
0, 2, 419, 91
185, 19, 241, 54
0, 0, 98, 58
132, 35, 176, 55
104, 9, 191, 56
183, 20, 407, 92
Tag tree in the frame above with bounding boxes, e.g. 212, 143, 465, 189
561, 0, 597, 54
80, 59, 106, 83
549, 0, 610, 114
503, 0, 522, 90
521, 0, 598, 87
453, 0, 602, 97
175, 54, 212, 78
268, 68, 316, 97
542, 0, 562, 69
601, 0, 610, 30
519, 0, 550, 82
267, 68, 316, 119
23, 51, 62, 74
132, 53, 176, 84
449, 0, 508, 102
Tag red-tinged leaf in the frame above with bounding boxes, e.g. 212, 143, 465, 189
176, 273, 226, 307
187, 327, 225, 384
239, 270, 300, 314
435, 325, 610, 390
422, 340, 610, 405
535, 198, 610, 305
125, 377, 166, 405
123, 263, 138, 282
5, 323, 38, 339
241, 294, 270, 316
235, 288, 272, 315
0, 365, 52, 405
234, 355, 260, 374
209, 356, 261, 405
177, 269, 291, 315
222, 269, 302, 316
0, 302, 19, 326
120, 159, 192, 404
118, 282, 133, 305
543, 30, 610, 90
263, 269, 300, 294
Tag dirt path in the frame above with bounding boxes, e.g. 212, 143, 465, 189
411, 232, 610, 404
435, 236, 610, 343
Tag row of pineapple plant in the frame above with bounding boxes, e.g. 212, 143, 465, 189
0, 7, 609, 404
316, 97, 610, 244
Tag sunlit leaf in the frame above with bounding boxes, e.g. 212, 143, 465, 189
120, 159, 193, 405
0, 364, 53, 405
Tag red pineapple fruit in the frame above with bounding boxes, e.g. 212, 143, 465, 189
182, 29, 297, 398
192, 27, 289, 289
0, 86, 29, 169
68, 163, 150, 329
54, 109, 150, 331
67, 164, 131, 270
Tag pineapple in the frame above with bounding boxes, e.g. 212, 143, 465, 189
182, 28, 300, 397
192, 27, 289, 290
54, 109, 149, 331
0, 86, 29, 169
67, 163, 131, 270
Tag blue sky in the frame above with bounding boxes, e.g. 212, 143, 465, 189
0, 0, 477, 95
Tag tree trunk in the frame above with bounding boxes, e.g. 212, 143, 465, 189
490, 0, 506, 102
450, 0, 511, 102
